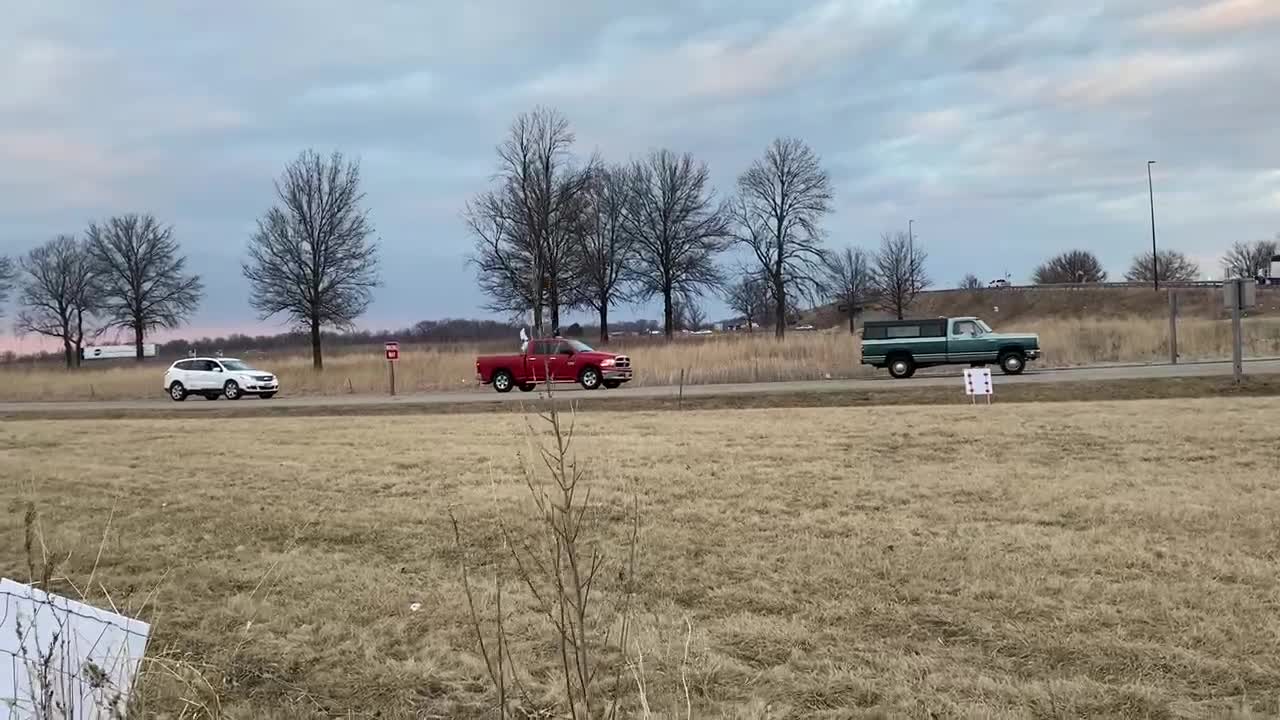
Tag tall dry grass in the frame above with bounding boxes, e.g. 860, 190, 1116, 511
2, 316, 1279, 401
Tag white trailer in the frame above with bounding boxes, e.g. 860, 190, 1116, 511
82, 344, 157, 360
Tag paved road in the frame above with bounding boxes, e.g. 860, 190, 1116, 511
3, 359, 1277, 416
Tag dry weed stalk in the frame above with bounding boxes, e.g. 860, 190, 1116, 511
450, 381, 648, 719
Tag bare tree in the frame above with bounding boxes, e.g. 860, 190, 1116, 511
724, 272, 770, 332
824, 246, 875, 333
625, 149, 729, 338
574, 164, 634, 342
0, 255, 14, 318
243, 149, 380, 370
14, 236, 101, 368
731, 138, 833, 339
85, 214, 203, 361
1032, 250, 1107, 284
467, 107, 593, 334
1125, 249, 1200, 283
1221, 239, 1277, 279
959, 273, 983, 290
873, 232, 929, 320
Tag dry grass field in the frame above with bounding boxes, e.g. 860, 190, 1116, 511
3, 316, 1280, 402
3, 399, 1279, 718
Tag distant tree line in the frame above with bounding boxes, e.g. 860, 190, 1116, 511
0, 149, 382, 370
0, 216, 204, 368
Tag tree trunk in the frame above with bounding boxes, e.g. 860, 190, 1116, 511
598, 304, 609, 344
74, 310, 84, 367
774, 259, 786, 339
848, 309, 857, 334
63, 339, 73, 369
310, 315, 323, 370
663, 285, 674, 339
134, 323, 145, 361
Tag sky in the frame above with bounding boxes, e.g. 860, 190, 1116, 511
3, 0, 1279, 351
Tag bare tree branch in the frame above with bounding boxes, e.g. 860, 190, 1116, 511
1032, 250, 1107, 284
84, 213, 203, 360
624, 149, 729, 338
0, 255, 15, 319
1220, 239, 1277, 280
731, 138, 833, 338
723, 271, 770, 333
242, 149, 380, 370
824, 246, 875, 333
467, 107, 593, 334
574, 164, 635, 342
15, 236, 102, 368
1125, 249, 1200, 283
873, 232, 929, 320
959, 273, 983, 290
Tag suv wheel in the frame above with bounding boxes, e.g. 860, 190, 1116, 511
169, 382, 187, 402
518, 383, 536, 392
492, 370, 514, 393
580, 367, 602, 390
999, 352, 1026, 375
888, 356, 915, 379
223, 380, 242, 400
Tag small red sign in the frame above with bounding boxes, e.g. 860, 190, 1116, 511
385, 341, 400, 361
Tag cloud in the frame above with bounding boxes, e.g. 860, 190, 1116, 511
1142, 0, 1280, 35
1, 0, 1278, 336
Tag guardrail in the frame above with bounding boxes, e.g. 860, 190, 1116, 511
924, 281, 1230, 295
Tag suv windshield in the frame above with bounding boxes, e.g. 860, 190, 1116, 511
221, 360, 254, 371
564, 340, 594, 352
977, 320, 994, 333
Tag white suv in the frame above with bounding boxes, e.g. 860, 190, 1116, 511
164, 357, 280, 401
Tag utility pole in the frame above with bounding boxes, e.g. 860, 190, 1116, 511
908, 219, 915, 292
1148, 160, 1158, 291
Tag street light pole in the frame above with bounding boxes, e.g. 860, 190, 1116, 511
1147, 161, 1158, 291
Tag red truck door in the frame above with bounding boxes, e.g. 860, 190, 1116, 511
526, 340, 554, 382
551, 340, 577, 381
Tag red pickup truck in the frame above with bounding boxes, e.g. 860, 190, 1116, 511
475, 338, 633, 393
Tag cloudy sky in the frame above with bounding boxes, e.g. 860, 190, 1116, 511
3, 0, 1279, 347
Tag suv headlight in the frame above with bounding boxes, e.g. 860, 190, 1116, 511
601, 358, 615, 367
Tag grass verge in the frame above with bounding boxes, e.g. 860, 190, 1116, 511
2, 399, 1280, 716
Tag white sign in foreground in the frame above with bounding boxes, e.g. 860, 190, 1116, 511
963, 368, 993, 404
1, 578, 151, 719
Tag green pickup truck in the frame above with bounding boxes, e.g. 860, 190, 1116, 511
861, 316, 1041, 379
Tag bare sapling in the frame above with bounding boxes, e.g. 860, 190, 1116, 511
450, 379, 648, 719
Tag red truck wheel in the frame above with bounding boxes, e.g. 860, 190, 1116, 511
493, 370, 514, 393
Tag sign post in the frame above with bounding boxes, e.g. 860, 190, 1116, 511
384, 341, 400, 396
1168, 289, 1178, 365
963, 367, 993, 405
1224, 279, 1256, 384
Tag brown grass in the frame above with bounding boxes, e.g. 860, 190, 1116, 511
3, 316, 1280, 402
3, 399, 1279, 717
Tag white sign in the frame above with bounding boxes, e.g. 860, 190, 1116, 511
81, 344, 157, 361
1, 578, 151, 719
963, 368, 993, 402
